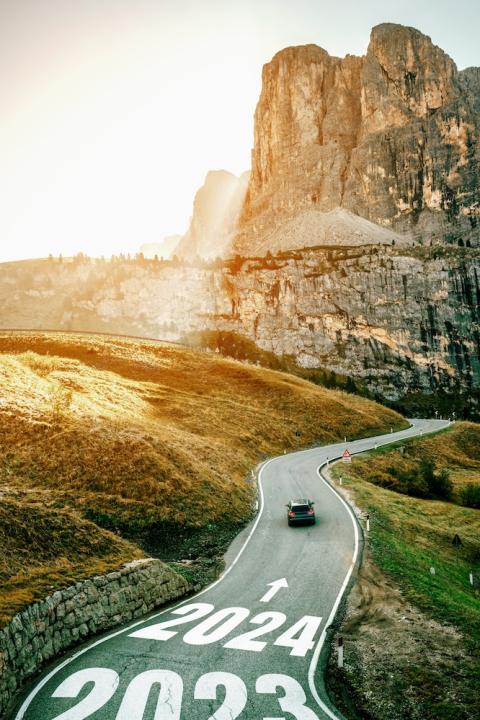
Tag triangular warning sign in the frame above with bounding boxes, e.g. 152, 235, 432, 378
342, 448, 352, 463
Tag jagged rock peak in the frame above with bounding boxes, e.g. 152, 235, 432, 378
364, 23, 458, 129
176, 170, 250, 260
236, 23, 480, 255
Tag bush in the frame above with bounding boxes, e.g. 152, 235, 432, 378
383, 459, 453, 500
419, 458, 453, 499
405, 472, 430, 498
428, 468, 453, 500
420, 458, 436, 486
459, 484, 480, 509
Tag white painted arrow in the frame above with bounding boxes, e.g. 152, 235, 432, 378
260, 578, 289, 603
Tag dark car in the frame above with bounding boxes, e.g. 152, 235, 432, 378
286, 498, 315, 526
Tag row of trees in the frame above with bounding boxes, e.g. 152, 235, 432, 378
46, 252, 228, 268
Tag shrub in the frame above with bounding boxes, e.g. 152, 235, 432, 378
428, 468, 454, 500
405, 472, 429, 498
420, 457, 436, 486
418, 458, 453, 499
459, 484, 480, 509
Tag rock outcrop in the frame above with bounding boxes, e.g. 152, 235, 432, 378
177, 170, 249, 260
2, 249, 479, 409
236, 24, 480, 255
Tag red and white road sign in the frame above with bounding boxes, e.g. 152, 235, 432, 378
342, 449, 352, 463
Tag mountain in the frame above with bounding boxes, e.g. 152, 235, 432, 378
140, 235, 181, 260
1, 24, 479, 415
176, 170, 249, 260
235, 23, 480, 255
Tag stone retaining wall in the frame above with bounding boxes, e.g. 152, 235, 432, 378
0, 558, 190, 718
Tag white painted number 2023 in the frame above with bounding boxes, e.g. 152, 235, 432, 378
131, 603, 322, 657
49, 667, 320, 720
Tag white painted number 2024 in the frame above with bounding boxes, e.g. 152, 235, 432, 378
131, 603, 322, 657
49, 667, 320, 720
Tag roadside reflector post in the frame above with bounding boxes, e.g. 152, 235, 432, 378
339, 476, 343, 486
344, 436, 347, 443
337, 637, 344, 668
470, 572, 474, 587
390, 427, 393, 433
326, 456, 329, 466
430, 566, 436, 576
366, 513, 370, 532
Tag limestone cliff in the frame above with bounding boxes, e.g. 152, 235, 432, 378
236, 24, 480, 255
2, 249, 479, 413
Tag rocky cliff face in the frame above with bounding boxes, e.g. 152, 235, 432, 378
217, 247, 480, 402
140, 235, 181, 260
2, 249, 479, 410
236, 24, 480, 255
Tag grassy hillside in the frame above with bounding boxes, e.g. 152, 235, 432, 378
331, 427, 480, 720
0, 493, 143, 626
0, 331, 406, 622
343, 422, 480, 504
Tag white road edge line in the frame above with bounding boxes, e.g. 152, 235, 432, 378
14, 420, 448, 719
307, 419, 450, 720
308, 460, 359, 720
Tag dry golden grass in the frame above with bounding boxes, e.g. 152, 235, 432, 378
0, 490, 143, 625
0, 331, 406, 525
0, 331, 406, 622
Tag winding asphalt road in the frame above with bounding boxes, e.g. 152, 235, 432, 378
12, 418, 449, 720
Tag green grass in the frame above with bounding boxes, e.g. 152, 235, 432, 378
368, 505, 479, 638
332, 435, 480, 720
333, 466, 480, 640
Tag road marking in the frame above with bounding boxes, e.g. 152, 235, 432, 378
260, 577, 289, 603
129, 602, 214, 641
13, 459, 271, 720
306, 419, 450, 719
14, 420, 448, 720
307, 462, 360, 720
46, 668, 322, 720
224, 611, 286, 653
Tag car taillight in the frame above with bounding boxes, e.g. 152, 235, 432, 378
307, 509, 314, 515
288, 511, 296, 517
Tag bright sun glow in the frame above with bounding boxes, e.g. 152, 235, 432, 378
1, 0, 478, 262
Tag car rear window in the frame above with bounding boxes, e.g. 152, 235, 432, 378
293, 505, 310, 512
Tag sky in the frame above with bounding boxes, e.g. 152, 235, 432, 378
1, 0, 479, 262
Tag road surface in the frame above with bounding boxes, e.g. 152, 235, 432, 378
12, 418, 449, 720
